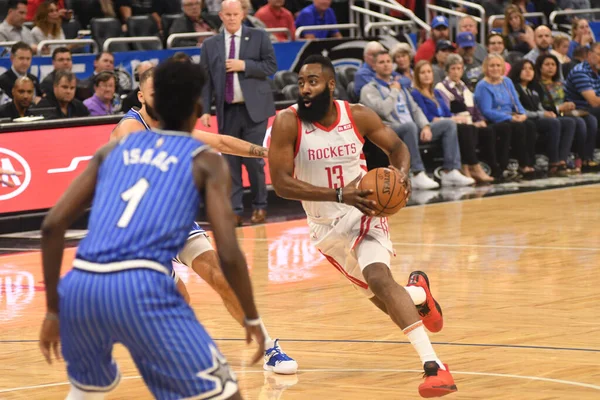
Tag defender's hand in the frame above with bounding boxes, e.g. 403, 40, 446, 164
245, 324, 266, 365
39, 316, 61, 364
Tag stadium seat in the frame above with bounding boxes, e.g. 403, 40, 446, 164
91, 18, 129, 52
346, 81, 359, 103
204, 12, 222, 29
162, 13, 183, 37
0, 0, 8, 21
506, 51, 524, 66
274, 70, 298, 90
335, 66, 357, 89
268, 78, 285, 102
62, 19, 82, 39
127, 15, 161, 50
334, 85, 349, 101
282, 84, 299, 101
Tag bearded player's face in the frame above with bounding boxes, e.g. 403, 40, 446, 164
139, 77, 159, 121
297, 64, 334, 123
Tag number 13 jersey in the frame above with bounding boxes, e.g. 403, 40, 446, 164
292, 100, 368, 224
76, 130, 207, 274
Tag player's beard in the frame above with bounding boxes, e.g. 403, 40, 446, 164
297, 87, 331, 123
145, 102, 159, 121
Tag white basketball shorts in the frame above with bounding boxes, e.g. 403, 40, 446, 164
308, 207, 394, 298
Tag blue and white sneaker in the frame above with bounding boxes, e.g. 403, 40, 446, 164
263, 339, 298, 375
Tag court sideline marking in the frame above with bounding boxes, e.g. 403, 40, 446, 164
1, 368, 599, 393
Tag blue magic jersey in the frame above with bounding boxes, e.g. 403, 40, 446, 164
76, 130, 207, 273
116, 108, 207, 244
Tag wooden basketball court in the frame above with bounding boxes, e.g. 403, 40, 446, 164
1, 185, 599, 399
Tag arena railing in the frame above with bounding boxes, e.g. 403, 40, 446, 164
37, 39, 99, 55
350, 0, 429, 36
103, 37, 163, 52
425, 4, 483, 41
425, 0, 486, 45
549, 8, 600, 30
264, 28, 292, 41
295, 24, 360, 40
487, 13, 548, 30
166, 32, 216, 48
0, 41, 18, 56
349, 5, 416, 37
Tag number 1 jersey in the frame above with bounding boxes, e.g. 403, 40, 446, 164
292, 100, 368, 224
76, 130, 207, 272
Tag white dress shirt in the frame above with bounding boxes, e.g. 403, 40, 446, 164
224, 27, 245, 103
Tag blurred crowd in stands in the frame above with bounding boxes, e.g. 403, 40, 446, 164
0, 0, 598, 189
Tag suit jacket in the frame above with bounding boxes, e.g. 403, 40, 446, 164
0, 69, 42, 98
200, 26, 277, 133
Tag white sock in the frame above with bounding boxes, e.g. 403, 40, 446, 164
403, 321, 445, 370
404, 286, 426, 305
260, 320, 275, 348
66, 385, 106, 399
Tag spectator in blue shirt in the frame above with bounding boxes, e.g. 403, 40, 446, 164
353, 41, 399, 97
295, 0, 342, 39
412, 60, 492, 184
474, 54, 537, 178
564, 42, 600, 152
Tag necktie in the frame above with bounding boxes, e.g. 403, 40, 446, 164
225, 34, 235, 104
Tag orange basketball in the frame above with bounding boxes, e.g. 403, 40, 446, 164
358, 168, 409, 217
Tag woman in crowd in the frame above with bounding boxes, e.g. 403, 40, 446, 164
487, 32, 512, 75
31, 1, 66, 55
474, 54, 537, 179
503, 5, 535, 54
568, 18, 594, 59
431, 40, 455, 86
535, 53, 598, 172
509, 59, 576, 176
391, 43, 414, 87
412, 60, 490, 184
436, 54, 504, 182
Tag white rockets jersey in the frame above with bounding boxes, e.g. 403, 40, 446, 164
292, 100, 368, 223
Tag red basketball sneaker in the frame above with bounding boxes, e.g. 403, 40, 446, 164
419, 362, 458, 398
407, 271, 444, 333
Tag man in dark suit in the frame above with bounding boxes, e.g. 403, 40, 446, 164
200, 0, 277, 226
0, 42, 42, 103
32, 70, 90, 119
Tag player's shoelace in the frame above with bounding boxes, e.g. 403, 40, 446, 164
265, 340, 294, 365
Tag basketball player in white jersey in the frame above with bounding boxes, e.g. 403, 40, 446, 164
268, 55, 457, 397
111, 67, 297, 375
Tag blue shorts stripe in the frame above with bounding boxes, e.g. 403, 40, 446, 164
59, 269, 236, 399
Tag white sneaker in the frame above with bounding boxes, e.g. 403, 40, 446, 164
440, 169, 475, 187
263, 339, 298, 375
412, 171, 440, 190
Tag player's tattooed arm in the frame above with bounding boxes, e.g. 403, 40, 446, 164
192, 129, 269, 158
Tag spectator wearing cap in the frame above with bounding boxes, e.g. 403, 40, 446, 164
0, 76, 34, 119
295, 0, 342, 39
432, 40, 455, 86
392, 43, 414, 87
457, 15, 487, 64
83, 71, 116, 116
457, 32, 483, 91
415, 15, 450, 63
354, 41, 399, 96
